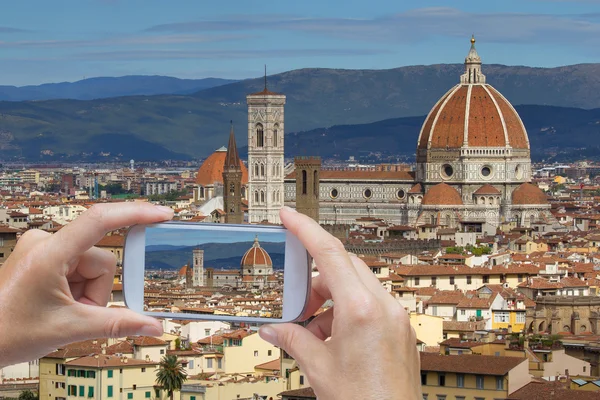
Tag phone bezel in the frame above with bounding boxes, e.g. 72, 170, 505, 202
123, 221, 311, 323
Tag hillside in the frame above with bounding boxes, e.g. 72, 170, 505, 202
0, 76, 237, 101
2, 64, 600, 160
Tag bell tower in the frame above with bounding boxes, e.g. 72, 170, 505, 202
247, 70, 286, 224
294, 156, 321, 222
222, 121, 244, 224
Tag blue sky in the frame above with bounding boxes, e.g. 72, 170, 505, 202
146, 227, 285, 247
1, 0, 600, 85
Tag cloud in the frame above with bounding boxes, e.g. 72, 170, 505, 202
0, 34, 250, 49
70, 48, 390, 61
0, 26, 27, 33
144, 8, 600, 46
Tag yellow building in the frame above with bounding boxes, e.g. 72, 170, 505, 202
420, 353, 530, 399
64, 355, 164, 400
222, 331, 280, 375
410, 313, 444, 348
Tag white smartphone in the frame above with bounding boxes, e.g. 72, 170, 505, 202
123, 221, 312, 323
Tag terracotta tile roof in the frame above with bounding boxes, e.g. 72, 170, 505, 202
488, 86, 529, 149
45, 339, 108, 359
560, 277, 589, 288
0, 224, 22, 233
427, 291, 466, 305
512, 183, 549, 205
409, 183, 423, 194
255, 359, 280, 371
66, 354, 157, 368
221, 329, 252, 340
517, 277, 563, 290
422, 183, 463, 206
474, 184, 501, 195
456, 296, 494, 309
286, 170, 415, 181
468, 85, 505, 147
439, 338, 485, 348
105, 340, 134, 355
195, 148, 249, 186
279, 387, 316, 399
419, 352, 526, 375
96, 234, 125, 248
427, 85, 469, 149
127, 336, 167, 346
443, 320, 487, 332
241, 238, 273, 267
507, 380, 600, 400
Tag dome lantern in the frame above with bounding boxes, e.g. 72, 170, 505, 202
460, 35, 486, 84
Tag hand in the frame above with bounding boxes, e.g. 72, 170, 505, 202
259, 207, 422, 399
0, 202, 173, 368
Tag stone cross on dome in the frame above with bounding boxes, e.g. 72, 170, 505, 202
460, 35, 486, 85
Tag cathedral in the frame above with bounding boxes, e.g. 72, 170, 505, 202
193, 37, 558, 232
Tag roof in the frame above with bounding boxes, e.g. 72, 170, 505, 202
474, 184, 501, 195
512, 183, 548, 205
422, 183, 463, 206
508, 380, 600, 400
45, 339, 108, 359
96, 234, 125, 248
127, 336, 167, 347
418, 67, 529, 150
409, 183, 423, 194
279, 387, 316, 399
254, 359, 280, 371
195, 148, 249, 186
419, 352, 526, 375
427, 291, 466, 305
240, 237, 273, 267
285, 170, 415, 181
66, 354, 157, 368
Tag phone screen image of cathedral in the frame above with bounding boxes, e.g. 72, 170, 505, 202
143, 227, 285, 319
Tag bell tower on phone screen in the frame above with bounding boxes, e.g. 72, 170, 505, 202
247, 73, 286, 224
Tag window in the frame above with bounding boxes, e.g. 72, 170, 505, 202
77, 370, 85, 377
145, 391, 151, 398
133, 385, 136, 390
268, 350, 272, 356
127, 394, 133, 399
421, 372, 427, 385
516, 312, 526, 324
496, 376, 504, 390
438, 373, 446, 386
86, 371, 96, 378
518, 274, 523, 282
256, 124, 264, 147
494, 312, 510, 323
456, 374, 464, 388
141, 368, 146, 373
79, 386, 85, 397
57, 364, 66, 376
431, 306, 438, 316
107, 386, 113, 397
301, 170, 307, 194
455, 397, 465, 400
483, 275, 489, 284
436, 396, 446, 400
67, 369, 76, 377
460, 309, 466, 316
88, 387, 94, 398
191, 397, 196, 400
207, 358, 213, 368
160, 349, 165, 355
254, 351, 259, 357
217, 358, 222, 369
415, 277, 420, 286
107, 370, 113, 378
423, 395, 428, 400
273, 128, 278, 147
432, 277, 437, 287
364, 188, 372, 199
68, 385, 77, 396
467, 276, 472, 285
188, 360, 194, 369
449, 276, 455, 285
300, 375, 305, 385
205, 329, 211, 336
476, 375, 484, 389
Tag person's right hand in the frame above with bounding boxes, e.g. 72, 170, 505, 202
259, 207, 422, 400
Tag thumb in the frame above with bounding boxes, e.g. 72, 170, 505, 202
69, 304, 163, 341
259, 323, 327, 370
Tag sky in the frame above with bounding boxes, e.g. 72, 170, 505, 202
2, 0, 600, 85
146, 227, 285, 247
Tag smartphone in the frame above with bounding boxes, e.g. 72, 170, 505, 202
123, 221, 311, 323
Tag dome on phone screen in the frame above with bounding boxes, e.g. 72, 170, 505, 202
241, 236, 273, 267
195, 147, 249, 186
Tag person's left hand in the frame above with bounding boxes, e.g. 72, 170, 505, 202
0, 202, 173, 368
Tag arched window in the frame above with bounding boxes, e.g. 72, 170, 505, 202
488, 197, 494, 205
260, 191, 265, 203
261, 164, 265, 177
273, 124, 279, 147
313, 170, 318, 197
254, 191, 259, 204
302, 170, 307, 195
272, 191, 276, 202
256, 123, 264, 147
199, 186, 205, 198
445, 214, 451, 227
254, 163, 259, 177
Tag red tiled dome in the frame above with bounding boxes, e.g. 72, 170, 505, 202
422, 183, 463, 206
195, 148, 248, 186
512, 183, 548, 205
241, 237, 273, 267
474, 184, 501, 195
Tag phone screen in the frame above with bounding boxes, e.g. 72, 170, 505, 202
143, 225, 285, 319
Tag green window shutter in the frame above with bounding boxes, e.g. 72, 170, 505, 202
79, 385, 85, 397
107, 370, 113, 378
88, 386, 94, 398
145, 391, 151, 398
127, 393, 133, 399
107, 385, 113, 397
191, 396, 196, 400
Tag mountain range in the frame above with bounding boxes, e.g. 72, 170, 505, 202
2, 64, 600, 161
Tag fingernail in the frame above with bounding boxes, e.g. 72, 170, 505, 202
138, 324, 163, 337
282, 206, 297, 213
155, 206, 173, 214
259, 325, 280, 347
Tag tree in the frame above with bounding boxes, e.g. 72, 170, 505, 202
18, 391, 38, 400
174, 337, 181, 350
156, 355, 187, 400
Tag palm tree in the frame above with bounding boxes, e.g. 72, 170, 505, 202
156, 354, 187, 400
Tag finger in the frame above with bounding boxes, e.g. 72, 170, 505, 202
259, 323, 330, 373
280, 207, 369, 303
49, 202, 173, 267
305, 307, 335, 340
68, 247, 118, 306
349, 255, 396, 302
68, 303, 163, 341
298, 274, 330, 321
